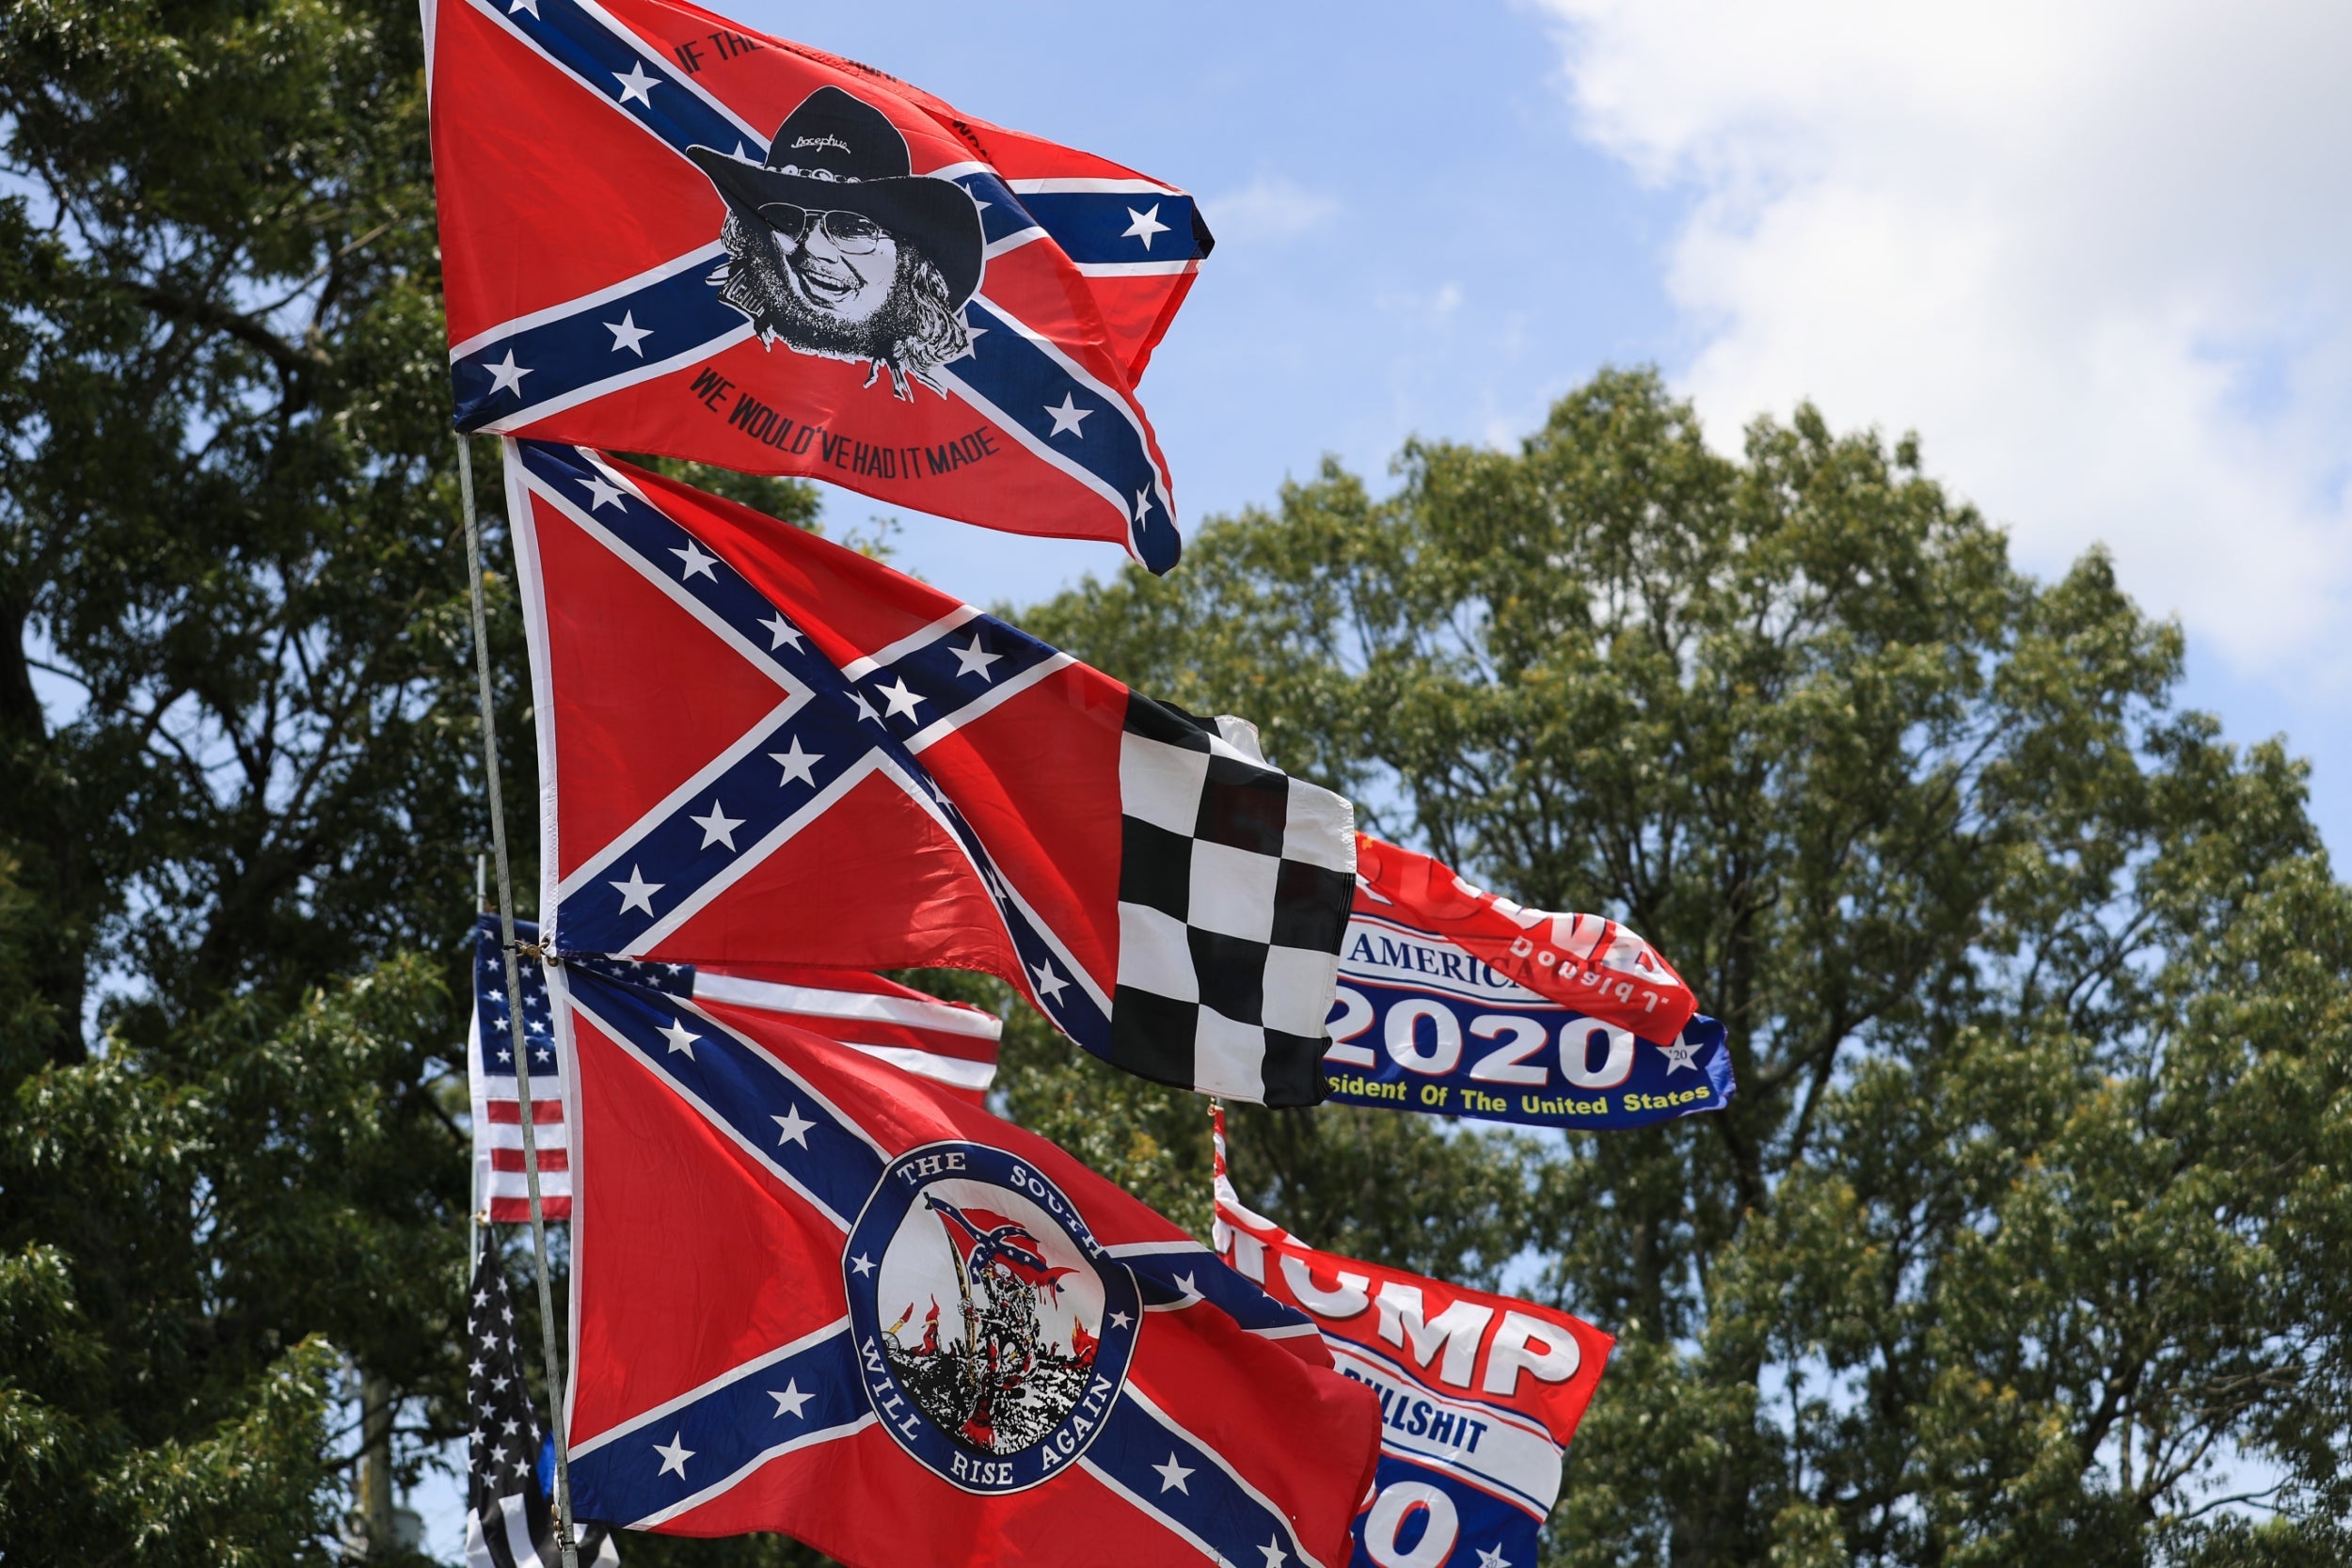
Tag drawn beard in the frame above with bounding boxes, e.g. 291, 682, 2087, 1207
715, 210, 969, 398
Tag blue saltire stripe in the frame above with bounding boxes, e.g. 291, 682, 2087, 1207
1117, 1243, 1324, 1339
1018, 191, 1205, 268
470, 297, 1173, 572
1086, 1389, 1323, 1568
946, 297, 1177, 571
486, 0, 754, 159
452, 246, 739, 432
565, 1322, 868, 1528
565, 963, 885, 1226
958, 172, 1207, 268
520, 444, 1114, 1053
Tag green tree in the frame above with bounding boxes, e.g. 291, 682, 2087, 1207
0, 0, 489, 1551
1022, 369, 2352, 1566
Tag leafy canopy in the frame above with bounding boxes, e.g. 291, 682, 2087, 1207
1024, 370, 2352, 1567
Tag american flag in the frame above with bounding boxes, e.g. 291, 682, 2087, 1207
469, 917, 1003, 1221
463, 1232, 619, 1567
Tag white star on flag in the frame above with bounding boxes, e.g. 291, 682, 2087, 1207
691, 800, 745, 849
506, 0, 538, 13
1477, 1546, 1512, 1568
1259, 1541, 1289, 1568
949, 633, 1003, 682
658, 1018, 700, 1058
758, 612, 804, 651
612, 61, 659, 106
672, 539, 720, 580
1659, 1038, 1702, 1073
653, 1432, 694, 1477
604, 310, 652, 355
1043, 392, 1092, 437
875, 676, 926, 721
770, 1380, 813, 1418
849, 1252, 877, 1276
1152, 1452, 1194, 1493
1133, 486, 1154, 524
771, 1105, 814, 1147
1123, 203, 1170, 249
768, 736, 822, 786
1031, 960, 1069, 1005
610, 863, 661, 914
578, 472, 626, 511
851, 690, 883, 725
484, 350, 531, 397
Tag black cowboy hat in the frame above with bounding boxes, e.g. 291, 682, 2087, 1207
688, 86, 984, 309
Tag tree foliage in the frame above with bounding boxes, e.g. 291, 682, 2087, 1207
1023, 369, 2352, 1565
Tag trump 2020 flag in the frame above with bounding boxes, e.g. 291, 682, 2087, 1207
1213, 1112, 1611, 1568
551, 958, 1382, 1563
469, 916, 1003, 1222
1327, 836, 1734, 1130
504, 439, 1357, 1106
425, 0, 1208, 569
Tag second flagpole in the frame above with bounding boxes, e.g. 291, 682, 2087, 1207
459, 432, 582, 1568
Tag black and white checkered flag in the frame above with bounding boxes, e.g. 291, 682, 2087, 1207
464, 1236, 619, 1568
1109, 697, 1356, 1105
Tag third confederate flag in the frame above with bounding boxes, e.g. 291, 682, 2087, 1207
553, 959, 1381, 1562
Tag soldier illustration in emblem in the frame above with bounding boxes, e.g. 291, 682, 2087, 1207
878, 1187, 1100, 1457
688, 86, 984, 400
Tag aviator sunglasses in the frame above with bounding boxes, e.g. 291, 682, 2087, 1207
756, 201, 885, 253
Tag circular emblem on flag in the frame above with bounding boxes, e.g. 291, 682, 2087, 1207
843, 1141, 1139, 1493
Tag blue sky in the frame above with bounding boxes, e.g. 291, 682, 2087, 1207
714, 0, 2352, 856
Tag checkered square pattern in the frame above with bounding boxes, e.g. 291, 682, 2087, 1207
1111, 697, 1355, 1105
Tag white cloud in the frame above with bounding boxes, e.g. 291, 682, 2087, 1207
1202, 174, 1341, 246
1537, 0, 2352, 673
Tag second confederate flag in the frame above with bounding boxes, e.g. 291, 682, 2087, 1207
505, 439, 1357, 1106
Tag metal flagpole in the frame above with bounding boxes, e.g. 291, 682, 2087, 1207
458, 433, 581, 1568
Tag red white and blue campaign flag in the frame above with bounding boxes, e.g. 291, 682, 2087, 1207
1212, 1111, 1611, 1568
504, 440, 1357, 1106
550, 958, 1382, 1563
1327, 837, 1734, 1131
425, 0, 1207, 569
469, 916, 1001, 1222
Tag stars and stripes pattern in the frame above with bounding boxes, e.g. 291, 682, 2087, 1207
425, 0, 1208, 568
469, 918, 582, 1222
469, 915, 1002, 1221
506, 440, 1355, 1105
464, 1234, 620, 1568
